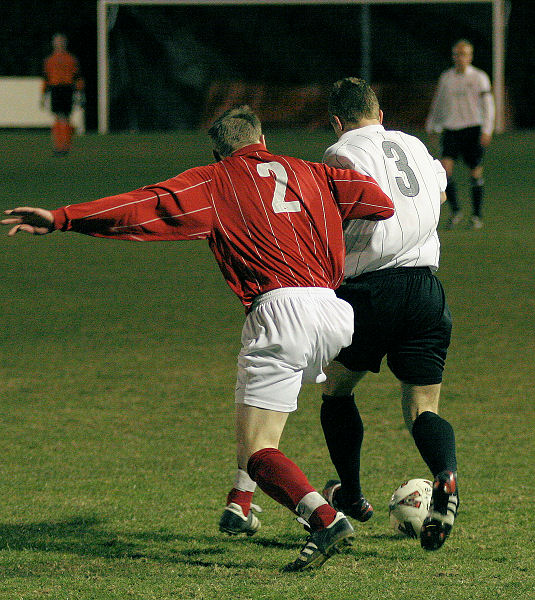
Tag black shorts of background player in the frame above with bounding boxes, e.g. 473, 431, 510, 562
441, 125, 487, 229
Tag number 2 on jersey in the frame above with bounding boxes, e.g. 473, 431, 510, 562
382, 141, 420, 198
257, 161, 301, 213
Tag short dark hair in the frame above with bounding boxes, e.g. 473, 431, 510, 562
328, 77, 380, 126
208, 105, 262, 157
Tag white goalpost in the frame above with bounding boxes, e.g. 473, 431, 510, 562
96, 0, 506, 134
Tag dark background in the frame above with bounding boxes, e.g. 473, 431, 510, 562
2, 1, 533, 131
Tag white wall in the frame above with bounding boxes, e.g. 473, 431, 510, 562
0, 77, 85, 132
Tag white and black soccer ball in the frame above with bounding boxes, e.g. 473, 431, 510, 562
389, 478, 433, 539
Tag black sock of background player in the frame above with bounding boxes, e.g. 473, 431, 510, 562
320, 393, 364, 505
446, 177, 460, 213
471, 177, 484, 218
412, 411, 457, 477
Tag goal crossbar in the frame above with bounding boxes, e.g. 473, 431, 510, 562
97, 0, 506, 133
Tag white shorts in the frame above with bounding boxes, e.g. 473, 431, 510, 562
235, 287, 354, 413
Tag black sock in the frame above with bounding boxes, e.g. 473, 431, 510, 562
412, 411, 457, 477
320, 393, 364, 505
471, 177, 484, 218
446, 178, 460, 213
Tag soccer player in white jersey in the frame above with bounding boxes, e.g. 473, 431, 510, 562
426, 39, 495, 229
319, 77, 459, 552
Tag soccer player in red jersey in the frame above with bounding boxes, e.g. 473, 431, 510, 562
41, 33, 85, 155
2, 106, 394, 571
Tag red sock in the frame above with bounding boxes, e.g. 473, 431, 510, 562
52, 120, 62, 151
226, 489, 254, 516
248, 448, 337, 530
247, 447, 318, 509
308, 504, 337, 530
59, 120, 72, 150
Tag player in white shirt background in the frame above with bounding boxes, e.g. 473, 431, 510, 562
319, 77, 459, 552
426, 39, 495, 229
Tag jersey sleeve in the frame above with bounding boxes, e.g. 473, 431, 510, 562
425, 72, 447, 133
52, 165, 214, 241
433, 158, 447, 192
42, 57, 50, 93
323, 146, 355, 171
74, 58, 85, 91
479, 72, 495, 135
324, 142, 376, 178
324, 164, 394, 222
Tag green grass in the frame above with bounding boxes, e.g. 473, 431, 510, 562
1, 129, 534, 599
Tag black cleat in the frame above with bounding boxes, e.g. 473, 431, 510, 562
322, 479, 373, 522
283, 512, 354, 572
420, 470, 459, 551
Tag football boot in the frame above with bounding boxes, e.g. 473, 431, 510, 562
322, 479, 374, 522
219, 502, 261, 536
283, 512, 354, 572
420, 470, 459, 551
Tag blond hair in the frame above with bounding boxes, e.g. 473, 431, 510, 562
452, 39, 473, 53
208, 105, 262, 157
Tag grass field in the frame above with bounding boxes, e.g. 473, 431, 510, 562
1, 129, 534, 600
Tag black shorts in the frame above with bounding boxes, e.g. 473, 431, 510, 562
334, 267, 452, 385
441, 126, 484, 169
50, 85, 74, 115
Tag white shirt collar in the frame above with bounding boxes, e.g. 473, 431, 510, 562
339, 123, 385, 141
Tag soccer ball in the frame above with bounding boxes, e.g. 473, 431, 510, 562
389, 478, 433, 539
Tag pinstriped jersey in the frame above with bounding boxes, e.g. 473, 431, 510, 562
323, 125, 447, 277
52, 143, 394, 309
425, 65, 495, 135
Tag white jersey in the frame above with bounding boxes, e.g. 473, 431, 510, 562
426, 65, 495, 135
323, 124, 447, 277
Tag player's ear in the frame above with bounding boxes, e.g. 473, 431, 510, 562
331, 115, 344, 136
378, 110, 384, 124
260, 134, 266, 147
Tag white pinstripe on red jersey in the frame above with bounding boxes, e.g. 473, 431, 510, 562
52, 143, 394, 308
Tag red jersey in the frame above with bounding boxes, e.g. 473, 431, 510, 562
43, 50, 84, 90
52, 143, 394, 309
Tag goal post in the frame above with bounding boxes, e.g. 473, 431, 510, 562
97, 0, 506, 133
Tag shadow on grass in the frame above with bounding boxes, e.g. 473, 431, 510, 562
0, 516, 294, 570
0, 517, 395, 570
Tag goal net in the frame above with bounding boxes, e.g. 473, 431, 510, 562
97, 0, 506, 133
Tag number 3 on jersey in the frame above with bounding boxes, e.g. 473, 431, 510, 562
257, 161, 301, 213
382, 141, 420, 198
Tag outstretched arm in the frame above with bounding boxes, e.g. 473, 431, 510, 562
2, 166, 214, 242
1, 207, 54, 236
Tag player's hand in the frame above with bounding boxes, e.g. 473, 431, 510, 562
480, 133, 492, 147
1, 207, 55, 236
